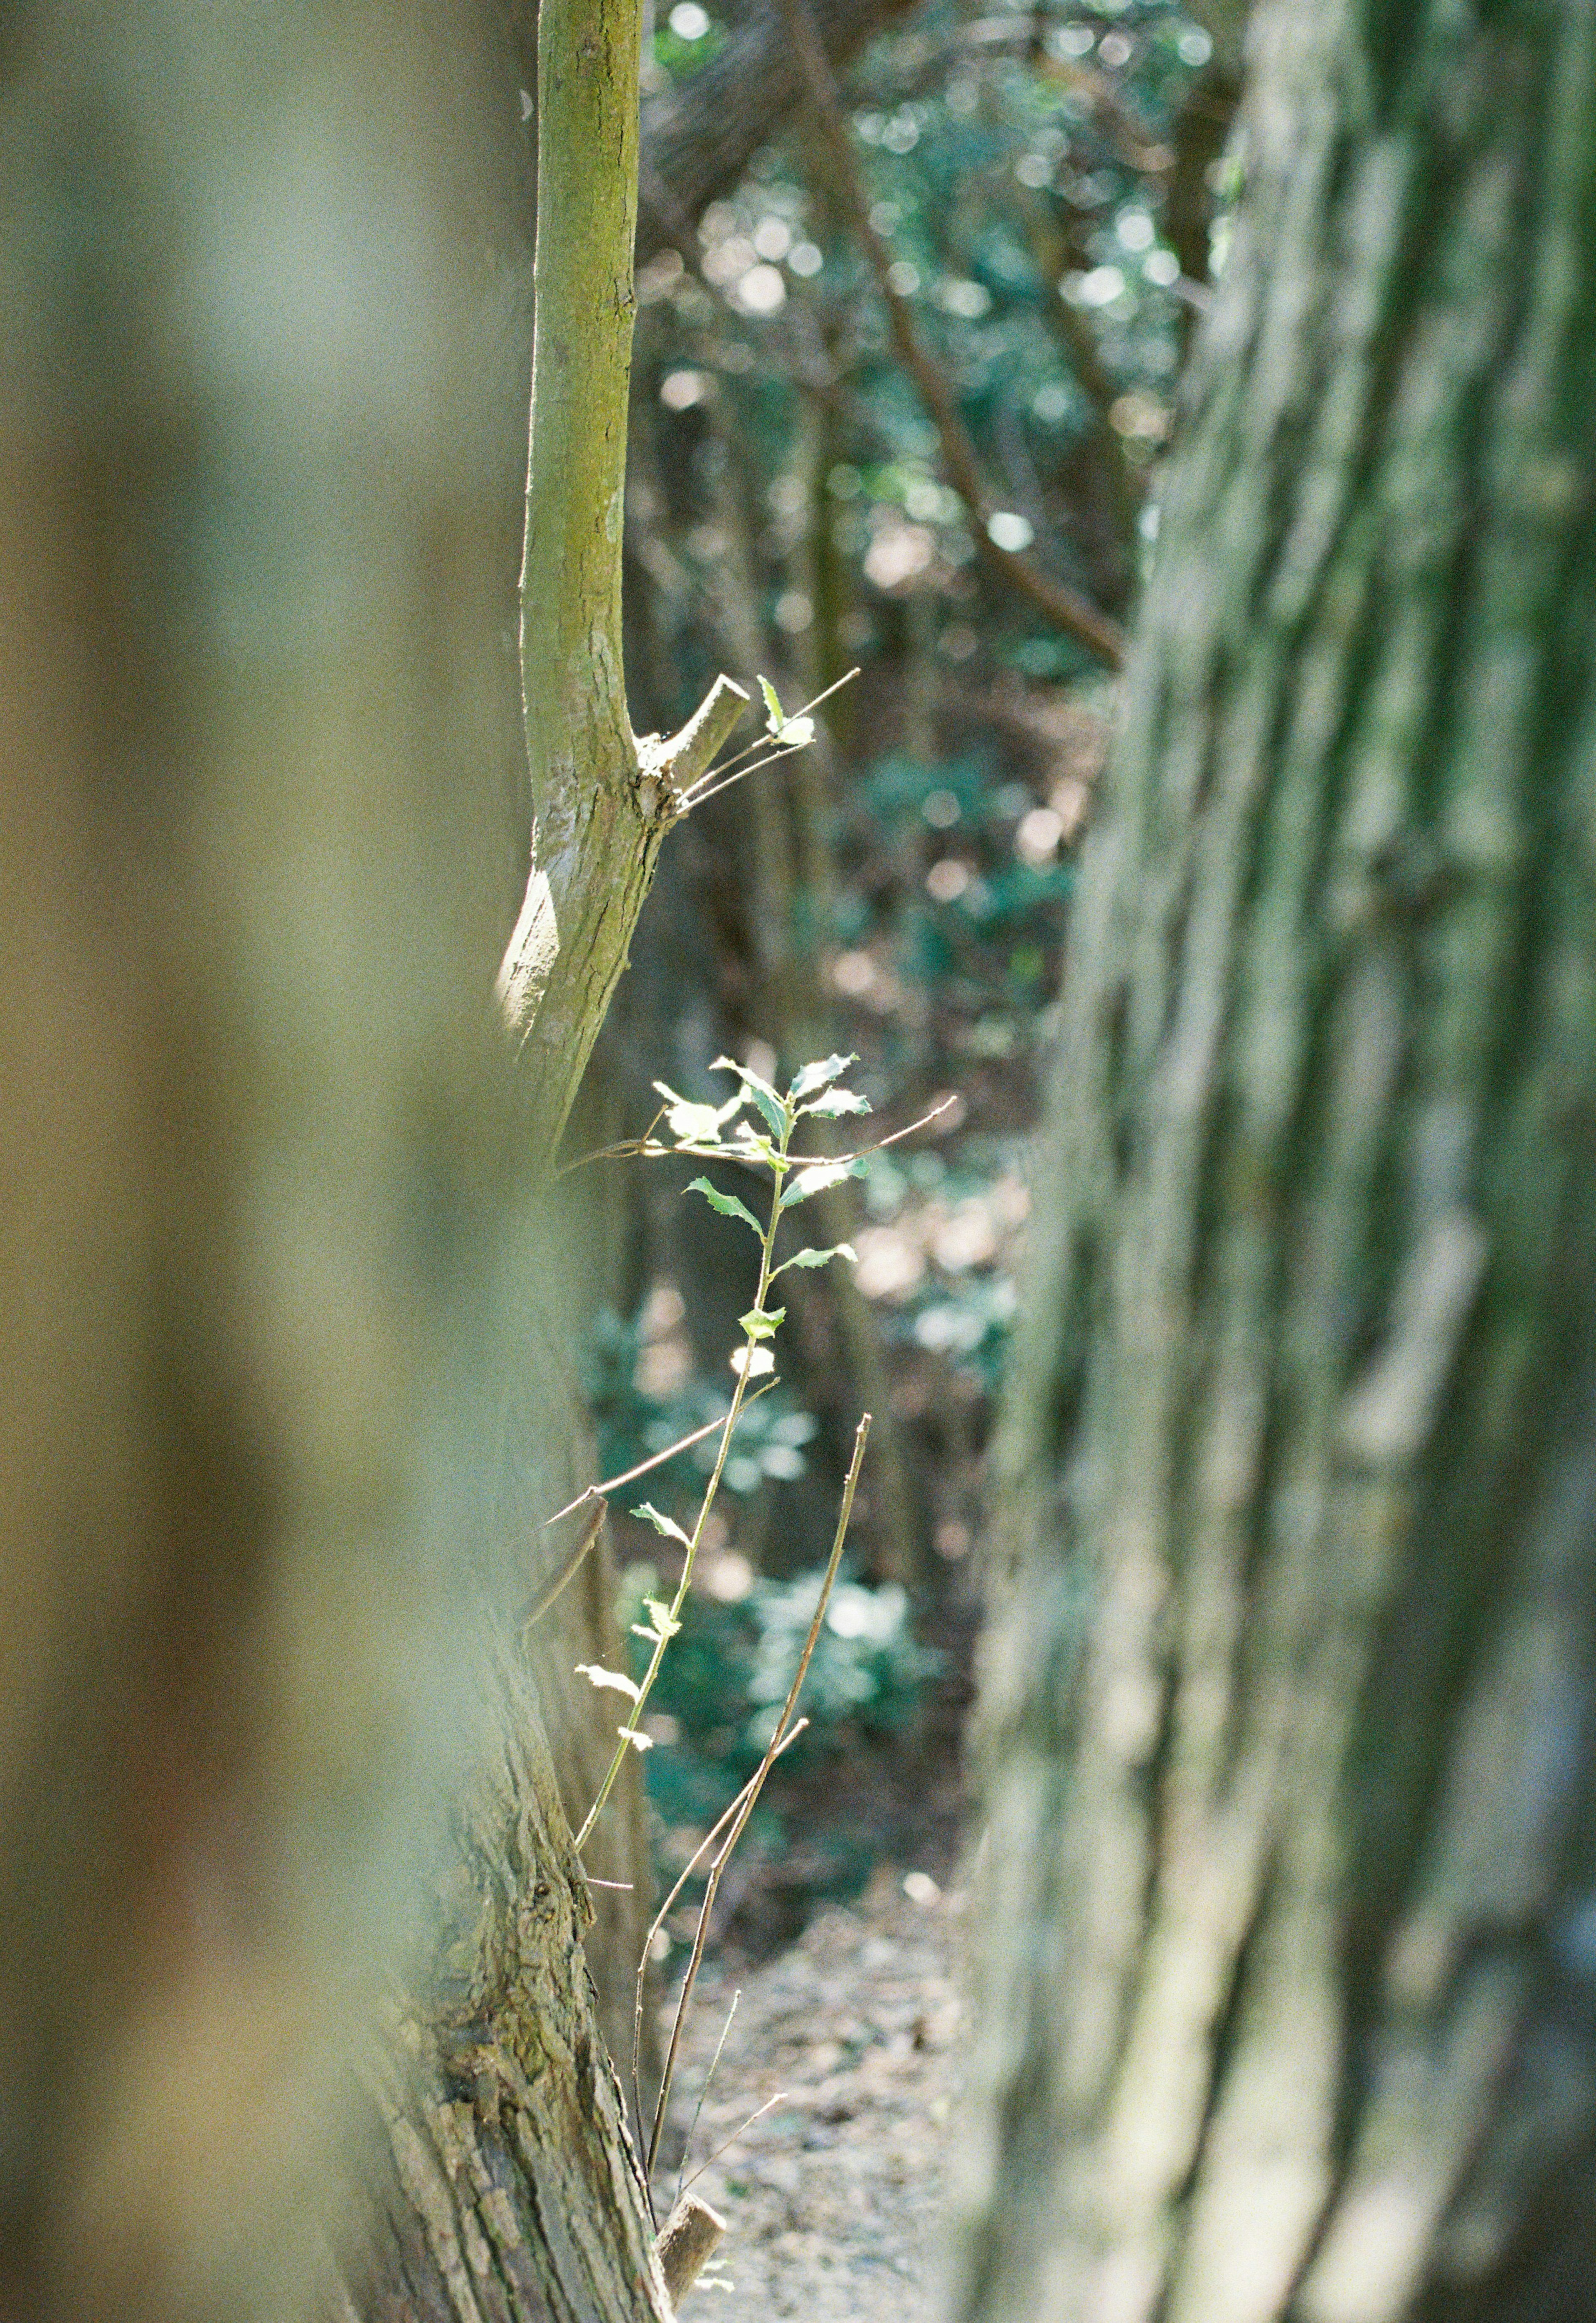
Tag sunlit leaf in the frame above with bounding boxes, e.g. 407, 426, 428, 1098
788, 1052, 857, 1102
576, 1663, 640, 1702
774, 714, 815, 747
775, 1242, 857, 1274
739, 1305, 785, 1339
758, 674, 785, 729
730, 1343, 777, 1378
632, 1501, 692, 1546
643, 1596, 682, 1639
712, 1053, 788, 1139
653, 1080, 743, 1144
780, 1157, 864, 1210
686, 1177, 763, 1235
802, 1088, 871, 1118
619, 1725, 655, 1751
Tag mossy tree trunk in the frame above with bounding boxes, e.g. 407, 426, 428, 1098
955, 1, 1596, 2319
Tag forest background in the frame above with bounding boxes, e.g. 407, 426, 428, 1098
4, 0, 1596, 2320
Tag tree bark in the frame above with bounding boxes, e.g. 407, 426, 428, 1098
954, 1, 1596, 2319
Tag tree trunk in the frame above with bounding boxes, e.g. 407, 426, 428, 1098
954, 2, 1596, 2319
0, 4, 721, 2318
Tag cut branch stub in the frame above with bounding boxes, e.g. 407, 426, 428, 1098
497, 673, 750, 1167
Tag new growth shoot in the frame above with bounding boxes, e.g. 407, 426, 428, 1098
571, 1050, 873, 1852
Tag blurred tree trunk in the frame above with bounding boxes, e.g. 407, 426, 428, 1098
955, 2, 1596, 2320
0, 1, 726, 2318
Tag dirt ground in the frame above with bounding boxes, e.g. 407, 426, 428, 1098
653, 1860, 969, 2318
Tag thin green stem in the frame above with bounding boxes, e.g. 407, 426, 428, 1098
574, 1107, 797, 1851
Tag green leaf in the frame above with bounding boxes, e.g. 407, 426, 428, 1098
730, 1344, 776, 1379
576, 1663, 640, 1703
758, 674, 785, 730
643, 1596, 682, 1640
775, 1242, 857, 1276
739, 1305, 785, 1339
686, 1177, 763, 1236
780, 1157, 864, 1211
632, 1501, 692, 1546
712, 1054, 788, 1140
803, 1087, 871, 1119
788, 1052, 857, 1102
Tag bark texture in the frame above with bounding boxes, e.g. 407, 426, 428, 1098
955, 0, 1596, 2318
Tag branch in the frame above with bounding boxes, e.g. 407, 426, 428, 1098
500, 0, 751, 1168
775, 0, 1126, 670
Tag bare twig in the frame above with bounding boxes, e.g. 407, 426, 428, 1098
539, 1382, 778, 1528
775, 0, 1125, 668
675, 1991, 741, 2214
632, 1720, 811, 2156
683, 2090, 789, 2191
646, 1415, 872, 2177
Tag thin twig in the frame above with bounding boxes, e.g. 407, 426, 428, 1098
679, 667, 862, 805
683, 2091, 789, 2192
647, 1415, 872, 2178
775, 0, 1125, 669
675, 1991, 740, 2215
539, 1381, 778, 1528
631, 1720, 811, 2153
565, 1092, 959, 1182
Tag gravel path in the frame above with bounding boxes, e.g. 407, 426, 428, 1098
653, 1864, 967, 2319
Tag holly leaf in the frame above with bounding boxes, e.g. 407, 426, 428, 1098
788, 1053, 857, 1102
632, 1501, 692, 1546
803, 1087, 871, 1118
780, 1157, 864, 1211
576, 1664, 640, 1703
775, 1242, 857, 1275
686, 1177, 762, 1236
712, 1054, 788, 1140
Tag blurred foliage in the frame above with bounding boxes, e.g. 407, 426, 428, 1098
631, 0, 1224, 715
586, 1303, 819, 1500
616, 1555, 943, 1834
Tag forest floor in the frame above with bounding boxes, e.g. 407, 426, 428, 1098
648, 1579, 978, 2321
655, 1858, 970, 2319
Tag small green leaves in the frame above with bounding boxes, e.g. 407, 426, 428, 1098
633, 1501, 692, 1546
775, 1242, 857, 1276
687, 1176, 763, 1236
739, 1305, 785, 1339
757, 677, 817, 750
712, 1053, 787, 1140
577, 1663, 640, 1702
633, 1596, 682, 1643
780, 1157, 864, 1211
